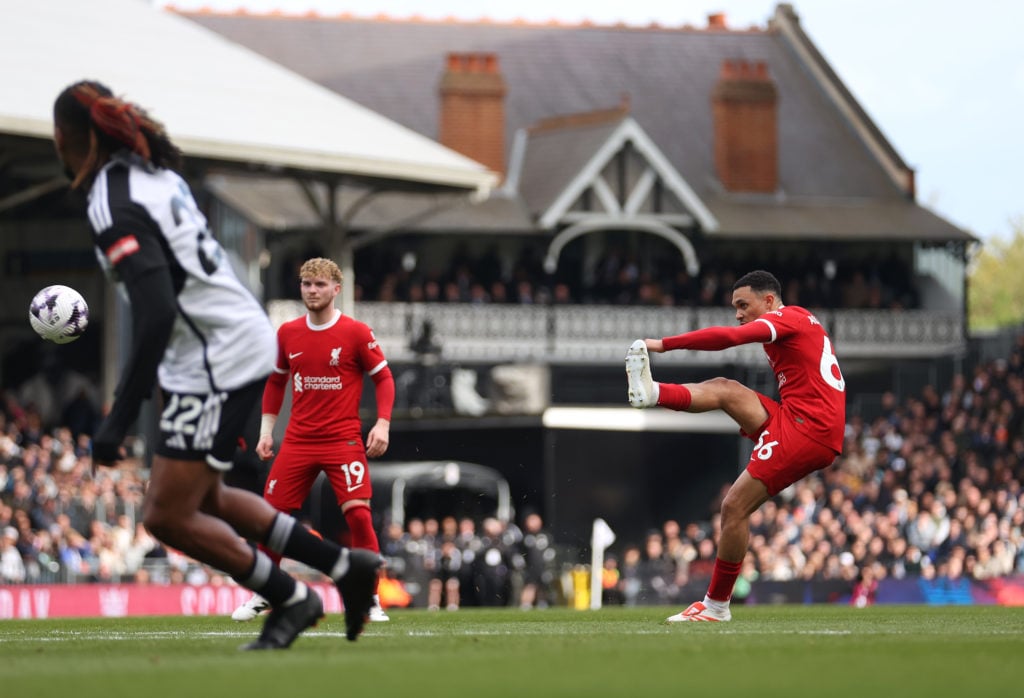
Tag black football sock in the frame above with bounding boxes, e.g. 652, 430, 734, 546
236, 548, 304, 607
264, 513, 351, 581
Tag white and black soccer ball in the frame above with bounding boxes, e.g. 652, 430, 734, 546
28, 285, 89, 344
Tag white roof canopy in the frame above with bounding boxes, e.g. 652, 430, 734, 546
0, 0, 496, 193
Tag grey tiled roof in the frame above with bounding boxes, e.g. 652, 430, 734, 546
517, 117, 625, 216
185, 10, 972, 242
707, 196, 972, 241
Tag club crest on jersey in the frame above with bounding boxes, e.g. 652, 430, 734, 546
330, 346, 342, 366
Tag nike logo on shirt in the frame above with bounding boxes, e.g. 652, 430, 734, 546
289, 352, 303, 359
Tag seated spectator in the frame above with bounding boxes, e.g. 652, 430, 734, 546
1, 526, 26, 583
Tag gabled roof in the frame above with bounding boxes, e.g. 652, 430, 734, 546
0, 0, 495, 193
516, 113, 717, 231
182, 4, 972, 242
514, 116, 623, 221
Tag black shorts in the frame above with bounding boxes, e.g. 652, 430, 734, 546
154, 378, 265, 471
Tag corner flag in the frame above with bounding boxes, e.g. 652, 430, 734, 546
590, 518, 616, 610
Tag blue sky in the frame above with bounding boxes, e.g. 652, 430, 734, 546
162, 0, 1024, 242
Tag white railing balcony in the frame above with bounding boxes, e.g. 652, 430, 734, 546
267, 301, 965, 364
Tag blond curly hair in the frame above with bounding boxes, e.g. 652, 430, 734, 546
299, 257, 342, 284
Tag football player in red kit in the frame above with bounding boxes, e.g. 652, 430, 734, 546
233, 257, 395, 623
625, 270, 845, 622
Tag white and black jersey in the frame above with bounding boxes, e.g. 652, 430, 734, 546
86, 152, 276, 403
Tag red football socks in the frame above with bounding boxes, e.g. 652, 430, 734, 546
707, 558, 743, 602
657, 383, 692, 411
343, 504, 380, 553
344, 504, 381, 594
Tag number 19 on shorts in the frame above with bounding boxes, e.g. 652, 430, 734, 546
341, 461, 366, 492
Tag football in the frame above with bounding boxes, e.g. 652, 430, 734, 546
28, 285, 90, 344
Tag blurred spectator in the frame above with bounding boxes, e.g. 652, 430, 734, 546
517, 512, 556, 609
426, 539, 462, 611
636, 531, 676, 604
618, 545, 643, 606
600, 555, 624, 606
850, 567, 878, 607
1, 526, 26, 582
471, 517, 515, 606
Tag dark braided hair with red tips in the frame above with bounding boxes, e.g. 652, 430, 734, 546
53, 80, 182, 189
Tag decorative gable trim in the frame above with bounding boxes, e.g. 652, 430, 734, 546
536, 117, 718, 232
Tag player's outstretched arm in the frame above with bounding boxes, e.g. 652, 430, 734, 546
662, 322, 773, 352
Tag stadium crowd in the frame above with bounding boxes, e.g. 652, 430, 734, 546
2, 333, 1022, 608
0, 381, 560, 607
347, 244, 920, 310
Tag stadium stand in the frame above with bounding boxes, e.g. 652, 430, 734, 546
2, 335, 1022, 607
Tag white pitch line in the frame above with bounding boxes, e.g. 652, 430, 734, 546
0, 630, 349, 643
1, 625, 1021, 643
399, 628, 671, 637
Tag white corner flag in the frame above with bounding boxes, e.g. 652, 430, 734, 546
590, 518, 616, 610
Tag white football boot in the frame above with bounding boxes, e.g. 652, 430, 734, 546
231, 593, 270, 622
625, 339, 657, 408
368, 594, 390, 622
666, 600, 732, 623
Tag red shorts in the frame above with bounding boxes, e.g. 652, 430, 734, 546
263, 441, 373, 512
743, 393, 839, 496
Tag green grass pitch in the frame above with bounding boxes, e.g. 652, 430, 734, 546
3, 605, 1022, 698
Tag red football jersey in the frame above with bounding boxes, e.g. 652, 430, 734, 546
754, 305, 846, 452
663, 304, 846, 452
273, 310, 388, 443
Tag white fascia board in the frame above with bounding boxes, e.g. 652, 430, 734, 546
542, 406, 737, 433
539, 117, 717, 231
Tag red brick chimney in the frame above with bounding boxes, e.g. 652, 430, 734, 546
707, 12, 727, 29
711, 59, 778, 193
439, 52, 507, 178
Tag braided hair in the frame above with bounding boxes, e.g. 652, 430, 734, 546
53, 80, 182, 189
